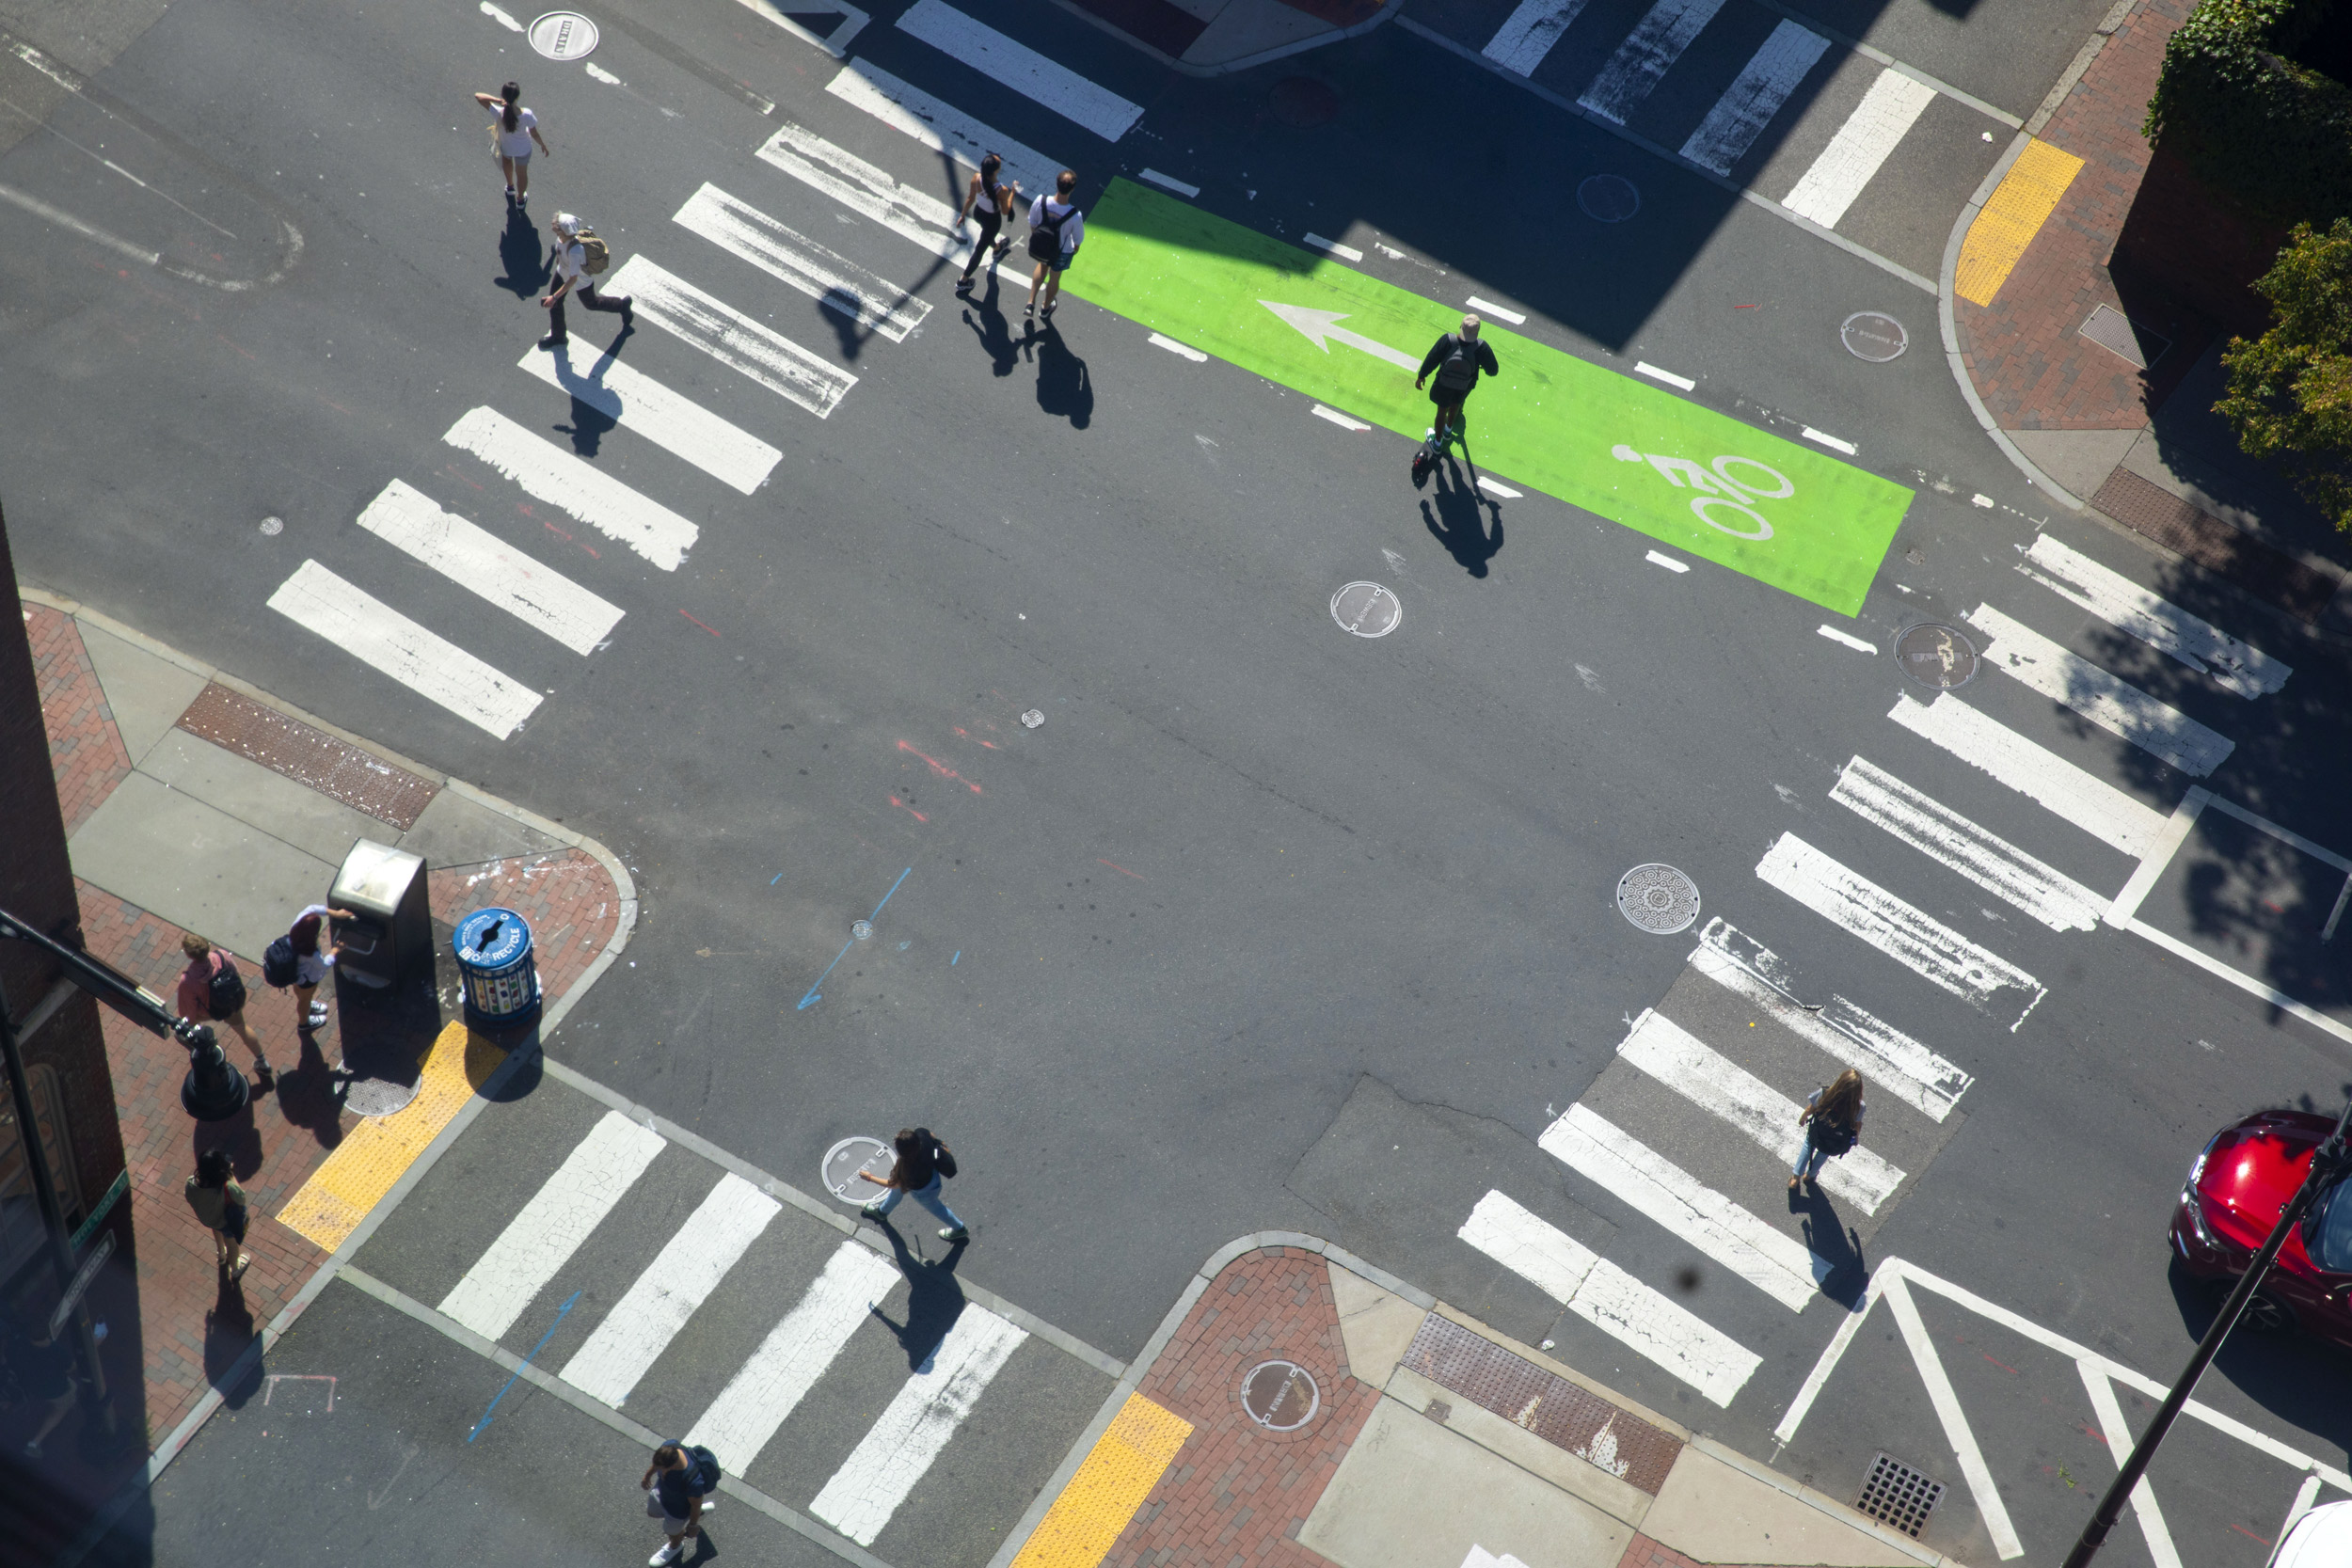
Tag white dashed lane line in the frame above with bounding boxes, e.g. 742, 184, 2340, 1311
1634, 360, 1696, 390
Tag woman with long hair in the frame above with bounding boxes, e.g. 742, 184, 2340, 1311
472, 81, 551, 202
184, 1148, 250, 1280
954, 152, 1019, 293
1790, 1068, 1867, 1191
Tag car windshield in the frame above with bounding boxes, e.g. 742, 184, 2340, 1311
2312, 1183, 2352, 1273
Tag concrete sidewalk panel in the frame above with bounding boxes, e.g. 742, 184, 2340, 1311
1299, 1396, 1634, 1568
77, 619, 207, 766
397, 785, 564, 869
140, 729, 380, 865
68, 772, 339, 959
1642, 1446, 1922, 1566
1329, 1258, 1427, 1388
1386, 1365, 1654, 1530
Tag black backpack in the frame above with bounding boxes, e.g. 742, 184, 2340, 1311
1808, 1111, 1858, 1156
918, 1128, 958, 1180
1027, 200, 1076, 261
206, 955, 248, 1017
262, 936, 298, 989
1434, 334, 1483, 391
679, 1442, 722, 1491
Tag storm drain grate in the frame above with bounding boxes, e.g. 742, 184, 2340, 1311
1855, 1452, 1945, 1537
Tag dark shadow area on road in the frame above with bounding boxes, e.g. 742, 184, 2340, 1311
1791, 1184, 1869, 1308
1025, 325, 1092, 428
1422, 451, 1504, 578
866, 1216, 970, 1370
202, 1277, 260, 1410
2167, 1254, 2352, 1462
961, 295, 1021, 377
495, 209, 548, 300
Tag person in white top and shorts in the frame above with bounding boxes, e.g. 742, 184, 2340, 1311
474, 81, 550, 202
1025, 170, 1084, 322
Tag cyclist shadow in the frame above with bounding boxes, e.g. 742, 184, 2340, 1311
1422, 450, 1503, 578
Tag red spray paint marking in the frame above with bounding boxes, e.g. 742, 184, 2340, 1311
679, 610, 722, 638
898, 741, 981, 794
542, 520, 597, 558
952, 727, 1000, 750
1735, 304, 1759, 309
2082, 1424, 2107, 1445
890, 795, 929, 823
1982, 1354, 2019, 1374
319, 396, 354, 416
444, 466, 485, 491
1098, 859, 1145, 880
2232, 1525, 2274, 1547
215, 334, 255, 360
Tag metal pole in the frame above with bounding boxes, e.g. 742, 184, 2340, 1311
0, 973, 115, 1436
2060, 1096, 2352, 1568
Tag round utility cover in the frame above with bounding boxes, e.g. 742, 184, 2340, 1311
1617, 863, 1701, 934
528, 10, 599, 60
1841, 311, 1909, 362
1896, 624, 1979, 688
1330, 581, 1401, 638
1578, 175, 1641, 223
1240, 1360, 1320, 1430
852, 920, 873, 941
822, 1136, 895, 1203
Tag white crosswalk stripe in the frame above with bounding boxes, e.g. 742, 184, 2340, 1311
604, 256, 857, 420
1886, 691, 2167, 858
673, 182, 930, 343
559, 1173, 782, 1406
1615, 1009, 1906, 1213
517, 343, 784, 495
1459, 1190, 1761, 1406
356, 480, 623, 656
686, 1241, 902, 1465
826, 60, 1060, 206
442, 405, 701, 572
1780, 69, 1936, 229
266, 561, 542, 738
1483, 0, 1591, 75
438, 1111, 667, 1338
895, 0, 1141, 141
1966, 604, 2234, 777
1830, 756, 2108, 933
1678, 21, 1831, 174
1756, 832, 2047, 1026
2018, 534, 2290, 699
756, 121, 973, 265
1579, 0, 1730, 124
807, 1304, 1029, 1545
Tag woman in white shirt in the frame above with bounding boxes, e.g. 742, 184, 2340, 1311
473, 81, 551, 202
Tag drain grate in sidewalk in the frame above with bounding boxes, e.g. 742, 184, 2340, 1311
176, 683, 439, 827
1855, 1452, 1945, 1536
2089, 468, 2343, 623
1399, 1315, 1681, 1495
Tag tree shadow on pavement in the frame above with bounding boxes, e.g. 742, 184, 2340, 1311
866, 1217, 970, 1370
1422, 454, 1503, 578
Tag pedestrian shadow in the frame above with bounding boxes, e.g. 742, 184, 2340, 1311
543, 340, 630, 458
1422, 454, 1503, 578
1024, 324, 1092, 428
191, 1101, 263, 1183
270, 1026, 347, 1151
866, 1216, 971, 1371
494, 209, 548, 299
961, 293, 1020, 379
1789, 1184, 1869, 1308
204, 1282, 262, 1409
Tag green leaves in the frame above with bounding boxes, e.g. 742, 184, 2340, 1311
2218, 218, 2352, 531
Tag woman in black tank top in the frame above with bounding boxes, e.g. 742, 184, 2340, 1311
956, 153, 1018, 291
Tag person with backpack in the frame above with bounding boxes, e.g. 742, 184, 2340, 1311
642, 1439, 720, 1565
1024, 171, 1084, 323
267, 904, 355, 1035
472, 81, 551, 203
856, 1127, 970, 1243
954, 152, 1020, 295
539, 212, 631, 349
184, 1148, 251, 1282
1790, 1068, 1867, 1191
1411, 314, 1501, 487
176, 933, 272, 1090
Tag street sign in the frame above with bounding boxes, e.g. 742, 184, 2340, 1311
49, 1228, 114, 1339
71, 1170, 128, 1254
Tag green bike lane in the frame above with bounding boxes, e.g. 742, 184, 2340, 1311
1064, 182, 1915, 617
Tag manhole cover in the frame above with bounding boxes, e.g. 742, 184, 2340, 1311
1616, 863, 1700, 934
1841, 311, 1909, 362
1330, 581, 1401, 638
528, 9, 599, 59
1578, 175, 1641, 223
1896, 624, 1978, 688
259, 515, 284, 536
1855, 1452, 1945, 1538
851, 920, 873, 941
1240, 1360, 1320, 1430
1268, 76, 1339, 127
339, 1071, 420, 1118
822, 1136, 896, 1203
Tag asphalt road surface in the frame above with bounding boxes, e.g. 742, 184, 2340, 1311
8, 0, 2351, 1563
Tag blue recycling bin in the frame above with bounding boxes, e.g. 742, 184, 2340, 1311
453, 907, 540, 1028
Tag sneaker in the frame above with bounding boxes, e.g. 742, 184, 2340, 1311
939, 1227, 971, 1243
538, 334, 568, 349
619, 299, 635, 325
306, 1003, 329, 1026
993, 237, 1012, 259
1411, 449, 1433, 490
649, 1545, 682, 1567
954, 275, 974, 293
228, 1253, 251, 1281
1024, 302, 1035, 318
1041, 304, 1056, 319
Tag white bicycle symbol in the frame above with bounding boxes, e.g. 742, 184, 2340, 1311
1612, 444, 1792, 540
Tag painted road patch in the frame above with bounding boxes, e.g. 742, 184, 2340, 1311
1073, 182, 1911, 614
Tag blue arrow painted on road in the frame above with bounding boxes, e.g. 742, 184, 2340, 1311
467, 1290, 580, 1443
797, 866, 911, 1010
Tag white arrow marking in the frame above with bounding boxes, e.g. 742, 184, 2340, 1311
1259, 301, 1422, 371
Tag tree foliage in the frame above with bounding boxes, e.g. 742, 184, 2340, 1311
2217, 218, 2352, 532
2145, 0, 2352, 225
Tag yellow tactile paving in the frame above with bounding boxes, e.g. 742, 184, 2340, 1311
1955, 139, 2087, 307
1009, 1393, 1194, 1568
277, 1022, 505, 1251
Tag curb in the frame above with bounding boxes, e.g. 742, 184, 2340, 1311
1041, 0, 1404, 79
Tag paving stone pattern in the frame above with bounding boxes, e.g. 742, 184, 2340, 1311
27, 602, 134, 835
426, 848, 620, 1004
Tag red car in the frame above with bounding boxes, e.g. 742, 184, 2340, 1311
2170, 1109, 2352, 1341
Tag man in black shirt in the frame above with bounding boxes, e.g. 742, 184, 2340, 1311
1413, 314, 1501, 481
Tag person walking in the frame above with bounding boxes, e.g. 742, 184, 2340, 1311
1411, 313, 1501, 486
641, 1439, 719, 1565
539, 212, 632, 349
271, 904, 354, 1035
1024, 171, 1084, 322
176, 933, 272, 1091
954, 153, 1020, 295
473, 81, 550, 202
184, 1149, 251, 1282
5, 1315, 77, 1462
857, 1128, 971, 1242
1789, 1068, 1867, 1190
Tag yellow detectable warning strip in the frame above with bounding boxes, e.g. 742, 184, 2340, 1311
1955, 139, 2086, 307
1009, 1392, 1193, 1568
278, 1022, 505, 1251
